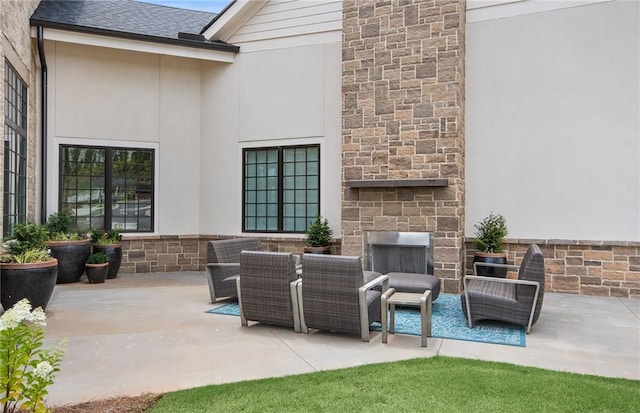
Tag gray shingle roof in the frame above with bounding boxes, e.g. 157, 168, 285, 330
30, 0, 239, 53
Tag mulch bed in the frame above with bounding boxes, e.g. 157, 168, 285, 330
50, 393, 161, 413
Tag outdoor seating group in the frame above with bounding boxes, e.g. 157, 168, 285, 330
206, 239, 546, 343
235, 250, 388, 342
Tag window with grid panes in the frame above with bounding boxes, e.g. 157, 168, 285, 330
60, 146, 154, 233
243, 145, 319, 233
3, 60, 28, 237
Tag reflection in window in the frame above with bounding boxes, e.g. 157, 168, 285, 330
243, 145, 319, 233
60, 146, 154, 232
3, 60, 28, 237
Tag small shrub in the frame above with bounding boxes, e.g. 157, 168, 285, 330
474, 212, 508, 253
1, 223, 52, 263
90, 229, 122, 245
86, 252, 109, 264
305, 216, 333, 247
45, 211, 73, 235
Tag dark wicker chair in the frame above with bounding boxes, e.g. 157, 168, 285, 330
236, 251, 302, 332
206, 238, 263, 303
298, 254, 389, 342
461, 244, 546, 334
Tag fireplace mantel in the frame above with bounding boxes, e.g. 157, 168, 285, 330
344, 179, 448, 188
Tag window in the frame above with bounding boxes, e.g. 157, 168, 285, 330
243, 145, 319, 233
60, 146, 154, 233
3, 60, 28, 237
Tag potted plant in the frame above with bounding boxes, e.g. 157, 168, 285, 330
473, 212, 508, 277
0, 222, 58, 310
85, 252, 109, 284
90, 229, 122, 279
304, 216, 333, 255
45, 211, 91, 284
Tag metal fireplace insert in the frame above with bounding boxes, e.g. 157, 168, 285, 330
364, 231, 434, 275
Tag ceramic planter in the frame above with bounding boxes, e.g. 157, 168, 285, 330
85, 262, 109, 284
303, 246, 331, 255
46, 239, 91, 284
473, 252, 507, 278
1, 259, 58, 310
93, 244, 122, 279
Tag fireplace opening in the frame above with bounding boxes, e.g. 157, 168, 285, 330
364, 232, 433, 275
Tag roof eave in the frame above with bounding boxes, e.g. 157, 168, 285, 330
30, 18, 240, 54
201, 0, 268, 42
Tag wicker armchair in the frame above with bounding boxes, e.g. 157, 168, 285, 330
205, 238, 263, 303
236, 251, 302, 332
461, 244, 546, 334
298, 254, 389, 342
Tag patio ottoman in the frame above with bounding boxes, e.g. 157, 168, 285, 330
386, 272, 440, 301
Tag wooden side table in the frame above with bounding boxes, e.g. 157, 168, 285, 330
381, 288, 432, 347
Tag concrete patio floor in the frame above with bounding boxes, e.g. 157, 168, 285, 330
42, 271, 640, 407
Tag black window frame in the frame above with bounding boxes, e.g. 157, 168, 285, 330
59, 145, 155, 233
242, 144, 320, 233
3, 60, 28, 238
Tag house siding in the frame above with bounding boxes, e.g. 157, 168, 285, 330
228, 0, 342, 44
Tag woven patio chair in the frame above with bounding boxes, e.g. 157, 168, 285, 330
460, 244, 546, 334
236, 251, 302, 332
206, 238, 263, 303
298, 254, 389, 342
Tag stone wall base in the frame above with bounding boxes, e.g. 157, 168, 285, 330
465, 239, 640, 298
118, 235, 341, 274
118, 234, 638, 298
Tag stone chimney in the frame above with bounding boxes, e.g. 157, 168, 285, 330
341, 0, 466, 293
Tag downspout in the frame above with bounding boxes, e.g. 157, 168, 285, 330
37, 26, 48, 223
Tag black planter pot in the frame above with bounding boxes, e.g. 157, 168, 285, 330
93, 244, 122, 279
85, 263, 109, 284
473, 252, 508, 278
47, 239, 91, 284
1, 259, 58, 310
303, 246, 331, 255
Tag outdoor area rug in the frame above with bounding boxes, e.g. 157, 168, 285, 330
206, 294, 525, 347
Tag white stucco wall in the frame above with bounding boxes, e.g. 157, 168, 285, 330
200, 41, 342, 236
46, 42, 202, 235
465, 0, 640, 241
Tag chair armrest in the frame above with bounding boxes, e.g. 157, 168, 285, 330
290, 278, 303, 332
206, 262, 241, 268
463, 276, 541, 334
293, 254, 302, 267
464, 275, 539, 288
358, 275, 389, 342
361, 274, 389, 293
473, 261, 519, 276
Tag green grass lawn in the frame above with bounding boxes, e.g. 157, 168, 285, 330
149, 356, 639, 412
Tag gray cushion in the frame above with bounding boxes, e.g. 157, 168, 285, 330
386, 272, 440, 301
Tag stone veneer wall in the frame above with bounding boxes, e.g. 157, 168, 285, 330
0, 0, 41, 235
465, 240, 640, 298
341, 0, 466, 293
118, 235, 639, 298
118, 235, 340, 274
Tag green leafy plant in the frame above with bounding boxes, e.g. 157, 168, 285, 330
0, 299, 65, 413
474, 212, 508, 253
90, 229, 122, 245
45, 211, 84, 241
45, 211, 72, 235
86, 252, 109, 264
1, 223, 52, 263
305, 216, 333, 247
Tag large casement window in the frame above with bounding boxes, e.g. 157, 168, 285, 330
243, 145, 319, 233
3, 60, 28, 237
60, 146, 154, 233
